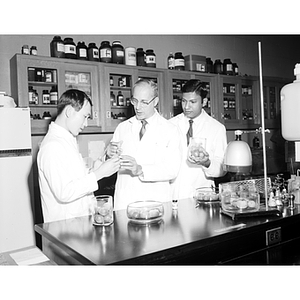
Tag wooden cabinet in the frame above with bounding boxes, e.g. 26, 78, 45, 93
10, 54, 100, 134
217, 74, 260, 130
262, 78, 288, 129
10, 54, 289, 135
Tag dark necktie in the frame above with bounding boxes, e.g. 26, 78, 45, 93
139, 119, 147, 140
187, 119, 193, 145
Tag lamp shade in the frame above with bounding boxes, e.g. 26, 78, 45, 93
223, 135, 252, 174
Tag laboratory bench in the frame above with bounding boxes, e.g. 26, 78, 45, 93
34, 198, 300, 265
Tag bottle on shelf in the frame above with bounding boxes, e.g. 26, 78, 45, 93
136, 48, 146, 66
233, 62, 239, 76
28, 86, 35, 104
42, 90, 50, 105
28, 67, 35, 81
64, 37, 77, 59
30, 46, 38, 55
125, 47, 137, 66
206, 58, 213, 73
167, 52, 175, 70
223, 58, 233, 75
33, 89, 39, 105
50, 36, 65, 58
45, 70, 53, 83
50, 86, 58, 105
76, 41, 88, 60
22, 45, 30, 55
110, 76, 114, 86
174, 52, 185, 70
117, 91, 124, 106
110, 91, 116, 106
99, 41, 112, 63
112, 41, 125, 64
214, 59, 223, 74
146, 49, 156, 68
88, 43, 99, 61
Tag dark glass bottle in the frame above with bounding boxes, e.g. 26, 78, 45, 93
232, 62, 239, 76
214, 59, 223, 74
99, 41, 112, 63
50, 36, 65, 58
223, 58, 234, 75
168, 52, 175, 69
117, 91, 124, 106
174, 52, 185, 70
64, 37, 76, 59
50, 86, 58, 105
146, 49, 156, 68
112, 41, 125, 64
76, 41, 88, 60
88, 43, 99, 61
136, 48, 146, 66
30, 46, 38, 55
206, 57, 213, 73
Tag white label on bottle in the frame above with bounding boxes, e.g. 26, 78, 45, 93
226, 64, 233, 71
93, 49, 99, 58
100, 49, 112, 58
57, 43, 65, 52
116, 50, 124, 57
146, 55, 156, 63
43, 94, 50, 104
168, 58, 175, 68
174, 58, 185, 67
79, 48, 87, 57
196, 63, 205, 72
65, 45, 76, 54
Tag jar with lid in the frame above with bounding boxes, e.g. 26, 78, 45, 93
167, 52, 175, 70
223, 58, 233, 75
64, 37, 76, 59
206, 57, 213, 73
50, 36, 65, 58
214, 59, 223, 74
112, 41, 125, 64
22, 45, 29, 55
45, 70, 53, 83
76, 41, 88, 60
50, 86, 58, 105
136, 48, 146, 66
146, 49, 156, 68
125, 47, 136, 66
232, 62, 239, 76
117, 91, 124, 106
99, 41, 112, 63
174, 52, 185, 70
30, 46, 38, 55
42, 90, 50, 105
88, 43, 99, 61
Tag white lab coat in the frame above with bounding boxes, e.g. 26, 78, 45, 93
169, 110, 227, 200
112, 110, 182, 210
37, 122, 98, 222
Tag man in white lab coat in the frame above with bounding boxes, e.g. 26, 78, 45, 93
169, 79, 227, 200
107, 79, 182, 210
38, 89, 120, 222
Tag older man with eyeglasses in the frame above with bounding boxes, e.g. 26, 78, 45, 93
106, 78, 182, 210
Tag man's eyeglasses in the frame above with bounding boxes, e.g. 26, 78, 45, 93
130, 95, 157, 107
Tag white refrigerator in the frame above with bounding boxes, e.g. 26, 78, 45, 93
0, 108, 35, 252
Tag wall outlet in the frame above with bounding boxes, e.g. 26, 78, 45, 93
266, 227, 282, 246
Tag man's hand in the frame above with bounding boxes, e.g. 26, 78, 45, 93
188, 147, 211, 168
106, 141, 122, 159
93, 156, 120, 180
120, 155, 143, 176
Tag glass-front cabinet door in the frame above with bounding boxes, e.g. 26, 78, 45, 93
101, 65, 136, 132
10, 54, 100, 134
263, 79, 286, 128
218, 75, 259, 130
165, 70, 216, 120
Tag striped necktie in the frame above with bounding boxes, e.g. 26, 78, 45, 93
187, 119, 193, 145
139, 119, 147, 140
